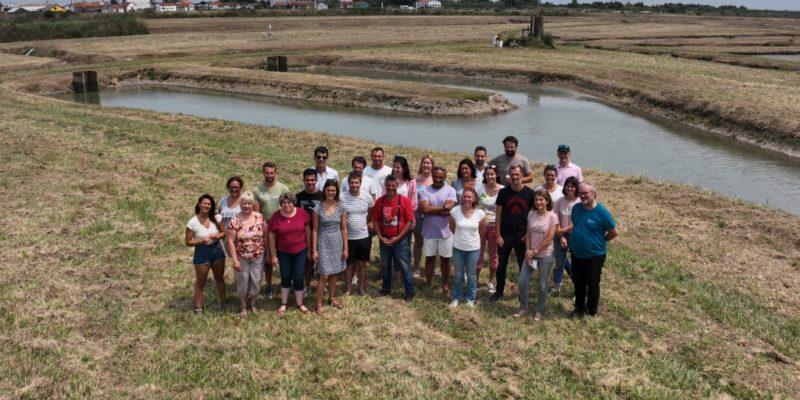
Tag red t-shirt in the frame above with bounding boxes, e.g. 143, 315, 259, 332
371, 194, 414, 238
268, 208, 310, 254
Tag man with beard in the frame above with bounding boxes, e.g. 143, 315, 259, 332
252, 160, 290, 299
372, 174, 416, 301
473, 146, 488, 184
420, 166, 457, 295
488, 136, 533, 186
296, 168, 324, 292
364, 147, 392, 198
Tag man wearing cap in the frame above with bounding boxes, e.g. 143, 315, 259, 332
555, 144, 583, 186
488, 136, 533, 186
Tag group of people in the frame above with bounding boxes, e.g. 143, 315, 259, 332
185, 138, 617, 320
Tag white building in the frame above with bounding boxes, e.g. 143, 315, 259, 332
415, 0, 440, 9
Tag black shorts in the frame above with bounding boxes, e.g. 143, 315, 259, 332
347, 237, 371, 263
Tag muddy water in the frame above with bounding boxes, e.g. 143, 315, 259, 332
757, 54, 800, 62
59, 80, 800, 215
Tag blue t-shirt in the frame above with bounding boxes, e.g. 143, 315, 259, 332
570, 203, 616, 259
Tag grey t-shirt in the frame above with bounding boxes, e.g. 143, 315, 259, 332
488, 153, 532, 186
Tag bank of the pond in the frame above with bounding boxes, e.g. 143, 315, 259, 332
105, 65, 516, 116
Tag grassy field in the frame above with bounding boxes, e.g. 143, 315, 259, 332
1, 13, 799, 399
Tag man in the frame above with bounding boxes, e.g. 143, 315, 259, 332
364, 147, 392, 198
312, 146, 338, 191
555, 144, 583, 186
487, 136, 533, 186
340, 172, 375, 296
473, 146, 488, 184
340, 156, 377, 199
296, 168, 324, 291
372, 174, 416, 301
489, 164, 535, 303
420, 166, 457, 295
252, 161, 290, 299
569, 182, 617, 317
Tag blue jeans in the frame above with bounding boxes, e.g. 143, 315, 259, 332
552, 235, 573, 287
452, 248, 479, 302
379, 235, 414, 298
518, 255, 554, 313
277, 250, 306, 291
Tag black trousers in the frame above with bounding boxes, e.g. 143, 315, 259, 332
571, 254, 606, 315
496, 235, 526, 297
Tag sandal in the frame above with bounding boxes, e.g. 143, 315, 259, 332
239, 308, 248, 319
194, 308, 203, 315
297, 304, 311, 315
328, 299, 344, 309
249, 303, 258, 314
277, 304, 287, 317
316, 305, 326, 315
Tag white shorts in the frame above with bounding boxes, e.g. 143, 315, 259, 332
423, 235, 453, 258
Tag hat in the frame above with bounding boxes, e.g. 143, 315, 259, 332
557, 144, 570, 153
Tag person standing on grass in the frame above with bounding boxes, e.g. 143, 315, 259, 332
489, 164, 535, 303
551, 176, 580, 295
569, 182, 617, 318
252, 161, 289, 300
226, 192, 266, 319
296, 168, 324, 293
311, 180, 348, 314
268, 192, 312, 316
311, 146, 338, 191
372, 174, 416, 301
219, 176, 244, 232
477, 165, 503, 294
555, 144, 583, 186
340, 156, 377, 199
420, 166, 457, 295
453, 158, 481, 204
364, 147, 392, 198
448, 188, 485, 308
390, 156, 418, 210
341, 172, 375, 296
184, 194, 227, 315
413, 155, 435, 278
515, 189, 558, 321
488, 136, 533, 186
535, 165, 563, 204
474, 146, 488, 184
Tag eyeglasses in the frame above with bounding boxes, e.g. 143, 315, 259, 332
578, 191, 591, 196
316, 155, 328, 160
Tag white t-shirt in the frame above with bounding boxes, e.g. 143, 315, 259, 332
364, 165, 392, 197
535, 184, 564, 204
186, 214, 223, 241
312, 166, 339, 192
219, 196, 241, 230
340, 175, 377, 198
340, 191, 375, 240
450, 207, 485, 251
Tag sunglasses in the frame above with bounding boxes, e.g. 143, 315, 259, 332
316, 155, 328, 160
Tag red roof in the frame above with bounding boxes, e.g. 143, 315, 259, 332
73, 2, 104, 9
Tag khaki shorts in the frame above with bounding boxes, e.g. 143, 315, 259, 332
423, 235, 453, 258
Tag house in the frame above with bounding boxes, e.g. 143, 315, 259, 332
5, 6, 30, 15
156, 2, 177, 12
45, 4, 67, 12
71, 2, 105, 13
102, 2, 137, 13
175, 0, 194, 11
315, 1, 327, 10
340, 0, 366, 8
6, 3, 46, 13
208, 1, 240, 10
415, 0, 440, 9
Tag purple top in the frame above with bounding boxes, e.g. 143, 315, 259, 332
556, 162, 583, 186
420, 184, 457, 239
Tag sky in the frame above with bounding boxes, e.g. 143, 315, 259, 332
548, 0, 800, 11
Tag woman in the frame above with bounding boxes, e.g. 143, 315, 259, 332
413, 155, 434, 277
184, 194, 227, 314
219, 176, 244, 231
515, 189, 558, 321
536, 165, 563, 204
311, 180, 348, 314
448, 188, 486, 308
552, 176, 580, 295
226, 192, 265, 319
477, 165, 503, 294
391, 156, 418, 210
268, 192, 312, 316
452, 158, 481, 204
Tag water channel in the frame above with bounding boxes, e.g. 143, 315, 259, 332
58, 74, 800, 215
756, 54, 800, 62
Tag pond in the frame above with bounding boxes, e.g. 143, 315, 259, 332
58, 75, 800, 215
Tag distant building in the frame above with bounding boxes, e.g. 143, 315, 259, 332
208, 1, 240, 10
102, 2, 138, 13
45, 4, 67, 12
315, 2, 327, 10
415, 0, 440, 9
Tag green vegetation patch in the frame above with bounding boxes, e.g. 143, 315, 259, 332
0, 14, 148, 43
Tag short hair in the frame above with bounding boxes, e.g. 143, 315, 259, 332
580, 181, 597, 196
302, 168, 317, 178
226, 176, 243, 189
482, 165, 502, 184
533, 189, 553, 211
278, 192, 296, 205
239, 191, 256, 205
262, 161, 277, 171
417, 155, 435, 175
392, 156, 411, 181
195, 193, 217, 215
384, 174, 399, 184
461, 187, 480, 208
562, 176, 580, 196
371, 147, 384, 155
508, 164, 523, 174
314, 146, 329, 155
322, 179, 340, 201
543, 164, 557, 175
348, 171, 362, 183
502, 136, 518, 146
431, 166, 447, 175
474, 145, 487, 154
457, 158, 477, 180
351, 156, 367, 168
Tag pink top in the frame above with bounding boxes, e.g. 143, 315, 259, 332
526, 210, 559, 257
554, 197, 580, 231
268, 208, 310, 254
388, 178, 418, 211
556, 162, 583, 186
229, 213, 265, 259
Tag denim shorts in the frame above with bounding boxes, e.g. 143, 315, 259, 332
193, 241, 226, 266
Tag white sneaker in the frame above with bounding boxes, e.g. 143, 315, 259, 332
466, 301, 475, 308
487, 282, 496, 293
448, 299, 459, 308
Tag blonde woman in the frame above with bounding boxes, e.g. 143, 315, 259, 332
226, 192, 266, 319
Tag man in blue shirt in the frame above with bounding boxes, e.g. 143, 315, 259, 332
570, 182, 618, 317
